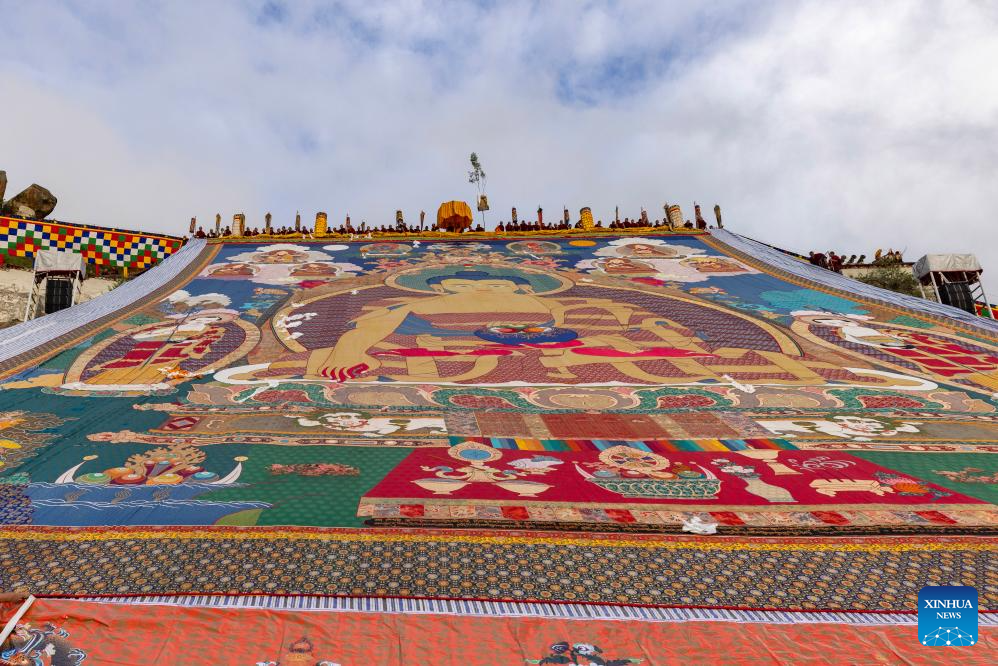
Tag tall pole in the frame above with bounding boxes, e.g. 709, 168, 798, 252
978, 281, 994, 319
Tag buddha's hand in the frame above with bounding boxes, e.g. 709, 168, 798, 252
318, 362, 371, 382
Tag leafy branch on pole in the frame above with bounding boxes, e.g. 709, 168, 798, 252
468, 152, 486, 195
468, 152, 488, 224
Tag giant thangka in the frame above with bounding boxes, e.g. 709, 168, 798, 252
0, 230, 995, 617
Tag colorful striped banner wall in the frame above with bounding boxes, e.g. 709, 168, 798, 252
450, 436, 797, 452
0, 216, 183, 269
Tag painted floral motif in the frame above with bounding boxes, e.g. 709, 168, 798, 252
255, 635, 341, 666
269, 463, 359, 477
0, 411, 65, 474
0, 482, 32, 525
576, 446, 719, 499
873, 471, 950, 499
756, 416, 921, 441
933, 467, 998, 484
287, 412, 446, 437
414, 441, 562, 496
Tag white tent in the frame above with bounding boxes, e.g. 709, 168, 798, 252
913, 254, 982, 281
23, 249, 85, 320
33, 248, 85, 273
912, 253, 991, 318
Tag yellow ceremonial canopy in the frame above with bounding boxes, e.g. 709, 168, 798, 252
436, 200, 473, 231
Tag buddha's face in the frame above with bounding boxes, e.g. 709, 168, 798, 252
212, 263, 254, 276
683, 257, 740, 272
259, 250, 307, 264
603, 258, 653, 273
623, 243, 674, 257
292, 262, 336, 276
433, 278, 528, 294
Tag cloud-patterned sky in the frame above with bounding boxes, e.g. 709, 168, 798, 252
2, 1, 997, 290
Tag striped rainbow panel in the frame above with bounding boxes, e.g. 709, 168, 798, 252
449, 436, 797, 452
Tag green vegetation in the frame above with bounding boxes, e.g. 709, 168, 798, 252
855, 258, 922, 297
0, 254, 34, 270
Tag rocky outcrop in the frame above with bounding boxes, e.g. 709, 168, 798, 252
0, 171, 6, 203
1, 183, 58, 220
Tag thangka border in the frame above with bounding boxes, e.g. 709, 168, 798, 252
60, 595, 998, 626
0, 239, 215, 372
2, 524, 995, 549
710, 229, 998, 336
2, 528, 994, 610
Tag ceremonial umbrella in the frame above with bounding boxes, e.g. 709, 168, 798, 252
436, 200, 473, 231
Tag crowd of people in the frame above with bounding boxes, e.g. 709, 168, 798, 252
189, 214, 711, 240
495, 216, 703, 232
193, 226, 234, 239
808, 250, 845, 272
193, 223, 321, 239
808, 248, 904, 273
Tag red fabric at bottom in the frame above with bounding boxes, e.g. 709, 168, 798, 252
1, 598, 994, 665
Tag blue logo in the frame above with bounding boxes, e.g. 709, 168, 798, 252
918, 586, 978, 646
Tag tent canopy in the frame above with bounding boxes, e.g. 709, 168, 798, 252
33, 248, 84, 273
913, 254, 982, 280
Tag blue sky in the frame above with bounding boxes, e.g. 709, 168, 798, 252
2, 1, 997, 290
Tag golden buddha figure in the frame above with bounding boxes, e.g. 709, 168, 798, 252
251, 264, 918, 389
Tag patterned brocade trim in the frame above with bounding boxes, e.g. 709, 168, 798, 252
0, 525, 994, 551
3, 529, 994, 609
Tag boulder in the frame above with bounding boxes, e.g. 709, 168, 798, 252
1, 184, 57, 220
0, 171, 6, 204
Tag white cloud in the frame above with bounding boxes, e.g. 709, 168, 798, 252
1, 0, 997, 292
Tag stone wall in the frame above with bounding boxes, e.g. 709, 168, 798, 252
0, 267, 118, 327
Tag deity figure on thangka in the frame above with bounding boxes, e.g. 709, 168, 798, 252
1, 291, 260, 396
578, 237, 759, 283
792, 311, 998, 395
198, 243, 362, 285
1, 621, 87, 666
217, 262, 947, 390
54, 308, 258, 395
